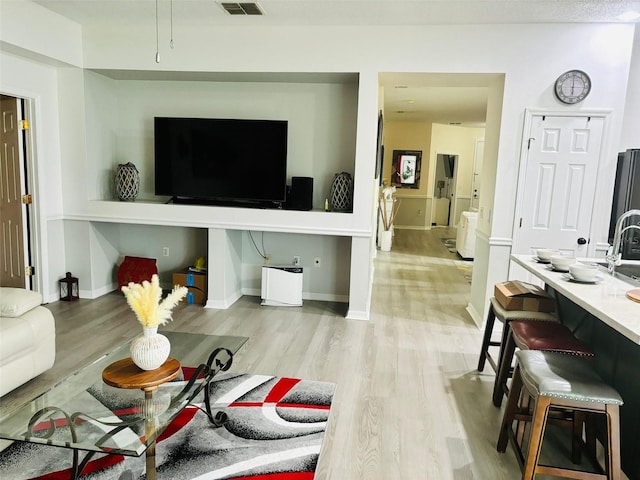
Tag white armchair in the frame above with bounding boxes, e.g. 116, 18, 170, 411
0, 288, 56, 396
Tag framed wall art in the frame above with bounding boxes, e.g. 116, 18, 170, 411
375, 111, 384, 183
391, 150, 422, 188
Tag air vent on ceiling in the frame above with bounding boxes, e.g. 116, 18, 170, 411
220, 2, 264, 15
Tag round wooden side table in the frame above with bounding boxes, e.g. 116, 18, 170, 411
102, 357, 181, 480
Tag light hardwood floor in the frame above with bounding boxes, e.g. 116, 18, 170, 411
2, 228, 567, 478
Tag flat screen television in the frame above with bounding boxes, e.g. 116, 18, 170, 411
154, 117, 288, 207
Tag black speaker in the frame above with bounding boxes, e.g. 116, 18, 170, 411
287, 177, 313, 211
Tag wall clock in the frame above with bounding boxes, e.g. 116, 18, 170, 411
554, 70, 591, 104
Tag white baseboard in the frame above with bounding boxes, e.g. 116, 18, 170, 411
206, 290, 243, 309
466, 301, 483, 329
346, 309, 370, 321
243, 287, 348, 304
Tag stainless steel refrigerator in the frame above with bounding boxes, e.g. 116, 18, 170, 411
608, 148, 640, 260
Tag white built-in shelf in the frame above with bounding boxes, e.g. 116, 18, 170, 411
68, 200, 365, 237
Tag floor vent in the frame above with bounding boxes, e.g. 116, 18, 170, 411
220, 2, 264, 15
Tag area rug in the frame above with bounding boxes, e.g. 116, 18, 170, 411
0, 372, 336, 480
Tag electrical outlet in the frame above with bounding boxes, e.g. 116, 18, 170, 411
293, 256, 301, 266
162, 247, 169, 257
314, 257, 321, 267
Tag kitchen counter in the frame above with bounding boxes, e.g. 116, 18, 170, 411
510, 253, 640, 479
511, 254, 640, 344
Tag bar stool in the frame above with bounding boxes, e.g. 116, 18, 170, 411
492, 319, 594, 407
497, 350, 623, 480
477, 297, 558, 374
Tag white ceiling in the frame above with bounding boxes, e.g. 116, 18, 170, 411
29, 0, 640, 125
31, 1, 640, 27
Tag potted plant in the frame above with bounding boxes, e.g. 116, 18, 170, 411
121, 274, 187, 370
379, 188, 400, 251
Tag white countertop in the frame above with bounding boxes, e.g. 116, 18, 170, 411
511, 254, 640, 345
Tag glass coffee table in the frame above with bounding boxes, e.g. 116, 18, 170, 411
0, 331, 247, 480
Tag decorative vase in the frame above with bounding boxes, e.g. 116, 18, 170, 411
130, 326, 170, 371
115, 162, 140, 201
380, 230, 392, 251
330, 172, 354, 212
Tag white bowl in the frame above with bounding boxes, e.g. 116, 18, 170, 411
550, 255, 576, 272
536, 249, 560, 262
569, 263, 600, 282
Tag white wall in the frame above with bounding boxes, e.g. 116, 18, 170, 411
2, 4, 638, 316
0, 51, 66, 299
82, 73, 358, 208
0, 0, 82, 67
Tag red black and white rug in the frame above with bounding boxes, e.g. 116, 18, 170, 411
0, 373, 336, 480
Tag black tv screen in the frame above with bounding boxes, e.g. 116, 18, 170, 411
154, 117, 288, 206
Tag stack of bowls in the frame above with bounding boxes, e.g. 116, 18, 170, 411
535, 249, 560, 263
550, 255, 576, 272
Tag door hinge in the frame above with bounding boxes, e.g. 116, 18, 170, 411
519, 217, 523, 228
527, 137, 535, 149
19, 120, 29, 130
22, 194, 32, 205
25, 266, 34, 276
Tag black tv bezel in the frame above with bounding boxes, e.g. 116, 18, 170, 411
154, 116, 289, 208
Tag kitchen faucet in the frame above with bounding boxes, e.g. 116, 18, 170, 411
606, 209, 640, 274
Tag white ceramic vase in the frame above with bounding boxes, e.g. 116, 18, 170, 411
130, 326, 170, 371
380, 230, 392, 251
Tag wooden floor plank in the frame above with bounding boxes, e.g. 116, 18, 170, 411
3, 227, 600, 478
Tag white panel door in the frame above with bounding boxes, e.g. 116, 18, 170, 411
515, 114, 605, 256
0, 95, 27, 288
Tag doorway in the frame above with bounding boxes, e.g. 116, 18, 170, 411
0, 94, 34, 289
432, 153, 457, 226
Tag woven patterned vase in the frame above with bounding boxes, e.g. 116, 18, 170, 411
130, 326, 170, 371
329, 172, 353, 212
115, 162, 140, 201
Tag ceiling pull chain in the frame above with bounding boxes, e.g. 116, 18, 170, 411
155, 0, 160, 63
170, 0, 175, 49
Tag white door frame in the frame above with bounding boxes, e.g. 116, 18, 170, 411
512, 108, 612, 258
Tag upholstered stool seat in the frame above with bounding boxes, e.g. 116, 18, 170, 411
497, 350, 623, 480
492, 319, 594, 407
477, 297, 558, 373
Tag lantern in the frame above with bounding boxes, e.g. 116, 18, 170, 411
59, 272, 79, 301
329, 172, 353, 212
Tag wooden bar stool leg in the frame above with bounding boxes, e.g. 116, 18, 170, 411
516, 390, 531, 446
494, 316, 512, 377
497, 363, 524, 453
585, 413, 597, 459
571, 410, 584, 464
493, 326, 516, 407
606, 405, 622, 480
523, 396, 552, 480
477, 303, 496, 371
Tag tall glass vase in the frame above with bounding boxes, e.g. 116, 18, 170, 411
130, 326, 170, 370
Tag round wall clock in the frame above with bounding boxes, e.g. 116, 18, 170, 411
554, 70, 591, 104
